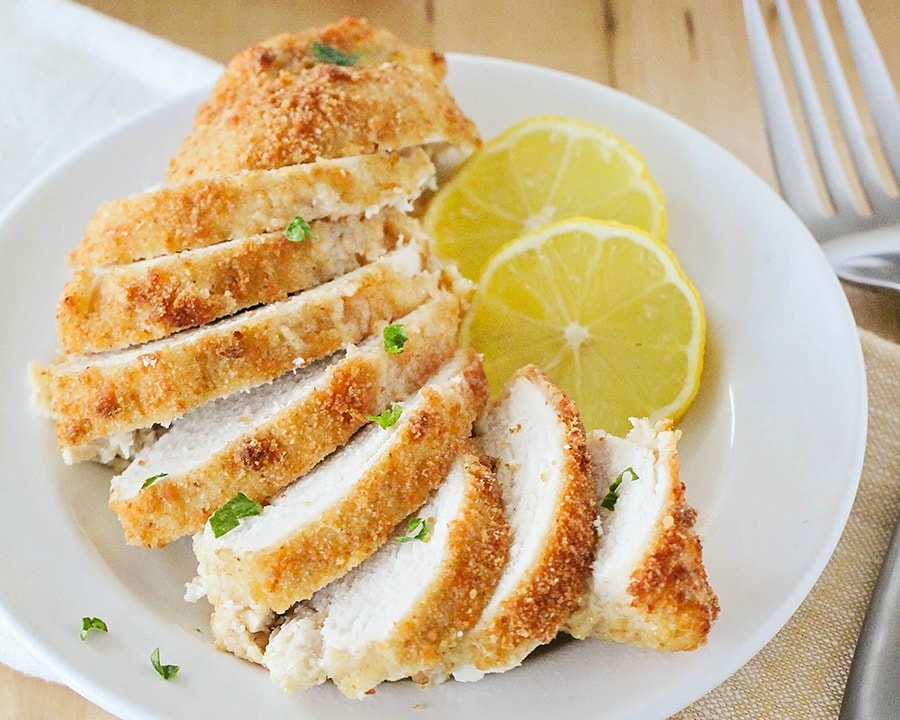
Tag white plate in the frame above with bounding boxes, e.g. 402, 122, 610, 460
0, 54, 866, 720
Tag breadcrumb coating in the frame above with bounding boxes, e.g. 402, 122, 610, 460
167, 19, 480, 182
32, 240, 442, 449
110, 290, 465, 548
71, 147, 433, 267
58, 209, 406, 354
195, 350, 489, 615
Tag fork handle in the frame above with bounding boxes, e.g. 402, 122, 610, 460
839, 512, 900, 718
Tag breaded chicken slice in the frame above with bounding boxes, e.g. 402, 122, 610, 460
565, 418, 719, 651
167, 18, 480, 182
71, 147, 433, 267
109, 291, 464, 548
446, 366, 598, 681
58, 208, 411, 354
32, 238, 462, 457
263, 448, 510, 697
191, 349, 488, 628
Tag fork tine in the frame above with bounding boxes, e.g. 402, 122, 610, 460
836, 0, 900, 184
743, 0, 825, 224
806, 0, 892, 210
776, 0, 858, 216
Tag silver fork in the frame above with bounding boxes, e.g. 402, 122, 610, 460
743, 0, 900, 293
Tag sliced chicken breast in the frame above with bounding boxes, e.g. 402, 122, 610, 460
166, 19, 479, 182
109, 290, 464, 547
192, 349, 488, 625
565, 418, 719, 651
32, 239, 456, 454
448, 366, 597, 681
71, 147, 433, 267
59, 209, 418, 354
264, 448, 510, 697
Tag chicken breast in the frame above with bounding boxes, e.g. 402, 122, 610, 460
263, 448, 510, 697
447, 366, 597, 681
565, 418, 719, 651
32, 238, 456, 455
58, 209, 418, 354
192, 349, 488, 629
109, 290, 465, 547
166, 18, 480, 182
71, 147, 433, 267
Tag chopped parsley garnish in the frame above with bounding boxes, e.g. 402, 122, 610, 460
311, 41, 361, 67
141, 472, 168, 489
209, 493, 262, 538
367, 404, 402, 429
396, 517, 431, 543
600, 466, 639, 511
382, 324, 408, 354
79, 617, 108, 641
150, 647, 179, 680
284, 215, 315, 242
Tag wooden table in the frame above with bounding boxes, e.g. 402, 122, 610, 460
3, 1, 897, 718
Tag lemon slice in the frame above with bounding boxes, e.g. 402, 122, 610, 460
424, 115, 666, 281
462, 218, 705, 435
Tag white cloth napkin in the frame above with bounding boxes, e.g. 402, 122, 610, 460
0, 0, 221, 210
0, 0, 221, 682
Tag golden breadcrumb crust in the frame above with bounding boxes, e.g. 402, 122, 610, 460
198, 349, 489, 615
229, 17, 446, 79
567, 420, 719, 651
622, 486, 719, 651
31, 242, 445, 449
58, 209, 405, 354
166, 19, 480, 181
70, 147, 433, 267
459, 365, 597, 673
329, 445, 511, 698
618, 422, 719, 651
110, 291, 464, 548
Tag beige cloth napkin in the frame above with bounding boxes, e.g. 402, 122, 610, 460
677, 325, 900, 719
